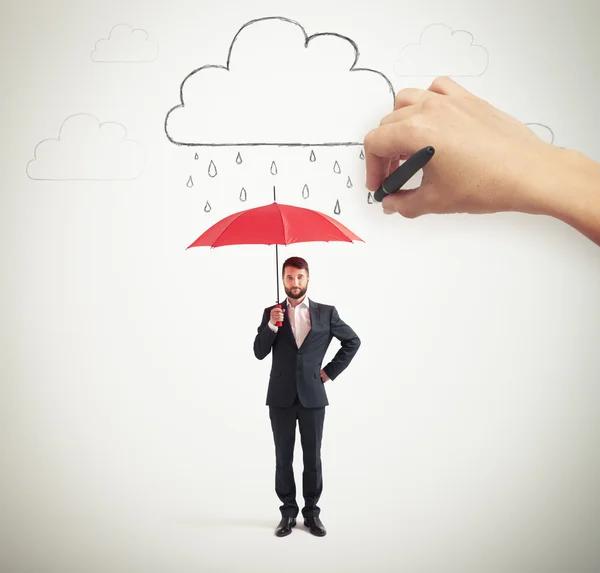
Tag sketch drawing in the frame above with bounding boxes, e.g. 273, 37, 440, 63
164, 16, 394, 147
26, 113, 146, 180
91, 24, 158, 62
208, 160, 218, 177
394, 23, 489, 77
525, 123, 555, 145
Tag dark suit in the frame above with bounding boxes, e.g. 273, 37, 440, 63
254, 298, 360, 517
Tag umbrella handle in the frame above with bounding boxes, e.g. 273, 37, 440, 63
276, 304, 283, 327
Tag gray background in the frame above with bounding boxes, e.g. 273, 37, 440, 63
2, 0, 600, 571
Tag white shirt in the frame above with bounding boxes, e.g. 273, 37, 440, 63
268, 297, 311, 348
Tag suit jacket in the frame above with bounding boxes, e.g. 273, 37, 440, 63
253, 298, 361, 408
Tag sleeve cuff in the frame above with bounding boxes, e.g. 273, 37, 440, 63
267, 321, 279, 333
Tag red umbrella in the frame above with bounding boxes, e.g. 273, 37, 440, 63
187, 187, 363, 324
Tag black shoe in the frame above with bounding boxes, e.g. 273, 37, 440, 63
304, 516, 327, 536
275, 516, 296, 537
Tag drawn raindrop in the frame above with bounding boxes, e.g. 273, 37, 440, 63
194, 152, 199, 160
239, 187, 247, 201
236, 152, 242, 164
333, 161, 341, 174
204, 200, 211, 213
367, 192, 373, 204
270, 161, 278, 175
346, 176, 353, 188
334, 199, 341, 215
302, 184, 309, 199
309, 150, 316, 162
208, 160, 217, 177
186, 175, 194, 188
359, 150, 365, 160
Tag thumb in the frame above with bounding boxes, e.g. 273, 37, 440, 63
382, 184, 432, 218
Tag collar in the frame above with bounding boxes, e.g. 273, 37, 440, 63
285, 296, 310, 309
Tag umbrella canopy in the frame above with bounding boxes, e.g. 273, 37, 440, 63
187, 201, 363, 248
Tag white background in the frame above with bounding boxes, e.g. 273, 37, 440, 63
2, 0, 600, 571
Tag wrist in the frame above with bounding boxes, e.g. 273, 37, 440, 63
526, 146, 600, 245
515, 143, 568, 216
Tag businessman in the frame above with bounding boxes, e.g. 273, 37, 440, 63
253, 256, 361, 537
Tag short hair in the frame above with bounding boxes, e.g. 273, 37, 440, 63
282, 256, 309, 276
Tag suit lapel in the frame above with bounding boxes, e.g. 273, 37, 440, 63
281, 300, 296, 344
302, 299, 319, 346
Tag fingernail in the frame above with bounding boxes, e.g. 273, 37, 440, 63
383, 208, 394, 215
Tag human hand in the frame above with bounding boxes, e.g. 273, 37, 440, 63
270, 306, 284, 326
364, 76, 562, 218
320, 369, 330, 383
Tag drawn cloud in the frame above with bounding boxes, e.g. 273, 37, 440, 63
164, 16, 395, 146
525, 123, 555, 144
91, 24, 158, 62
26, 114, 146, 180
394, 23, 489, 77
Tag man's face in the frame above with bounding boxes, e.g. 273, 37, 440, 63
283, 266, 309, 299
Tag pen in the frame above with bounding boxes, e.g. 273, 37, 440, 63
373, 146, 435, 202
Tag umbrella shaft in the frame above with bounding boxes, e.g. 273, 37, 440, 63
274, 185, 278, 303
275, 244, 279, 302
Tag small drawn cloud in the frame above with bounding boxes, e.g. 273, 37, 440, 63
164, 16, 395, 146
26, 114, 146, 180
395, 23, 489, 77
91, 24, 158, 62
525, 123, 555, 144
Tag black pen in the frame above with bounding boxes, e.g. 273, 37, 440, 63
373, 146, 435, 202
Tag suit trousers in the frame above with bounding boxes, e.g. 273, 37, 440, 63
269, 394, 325, 518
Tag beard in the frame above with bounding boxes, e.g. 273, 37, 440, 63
285, 286, 307, 299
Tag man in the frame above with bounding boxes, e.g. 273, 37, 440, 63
253, 256, 361, 537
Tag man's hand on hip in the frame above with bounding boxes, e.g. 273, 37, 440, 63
320, 369, 330, 383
